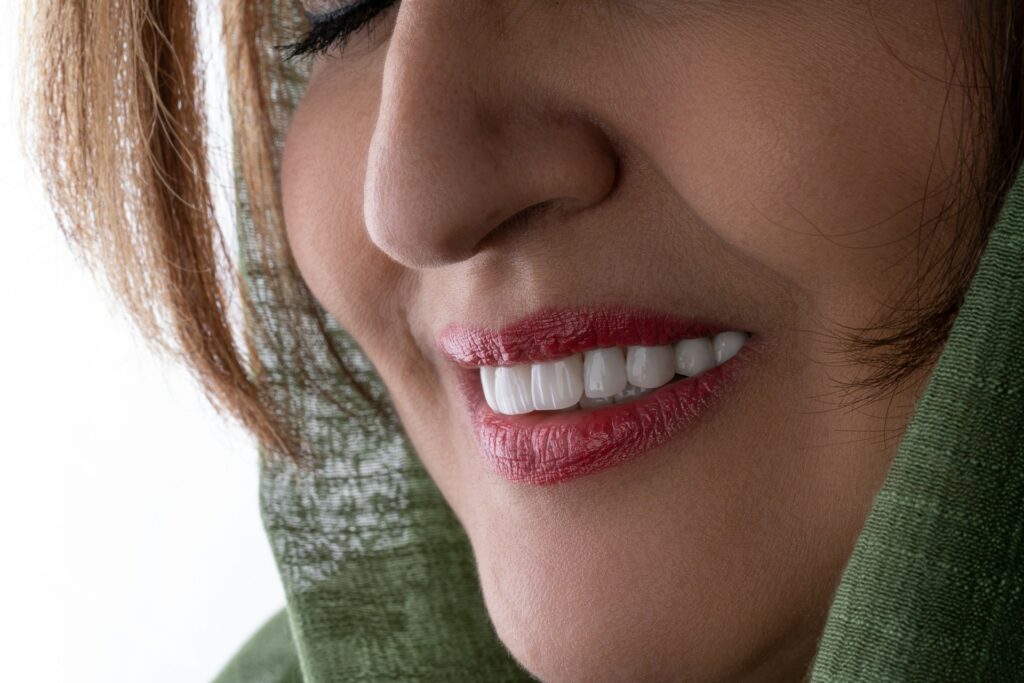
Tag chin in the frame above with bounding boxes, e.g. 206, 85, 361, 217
474, 548, 754, 682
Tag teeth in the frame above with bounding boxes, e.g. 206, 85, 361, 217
493, 364, 535, 415
583, 347, 628, 398
530, 354, 584, 410
480, 366, 499, 412
674, 337, 716, 377
712, 331, 749, 365
479, 331, 749, 416
625, 345, 676, 388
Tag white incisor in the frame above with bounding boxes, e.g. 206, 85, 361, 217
480, 332, 749, 416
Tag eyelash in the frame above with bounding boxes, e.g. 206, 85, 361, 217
278, 0, 399, 62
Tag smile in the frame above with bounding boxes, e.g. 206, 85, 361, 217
438, 306, 754, 485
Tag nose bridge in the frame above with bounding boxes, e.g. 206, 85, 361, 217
362, 2, 617, 269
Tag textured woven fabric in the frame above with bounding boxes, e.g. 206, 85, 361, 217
213, 26, 1024, 683
214, 609, 303, 683
807, 164, 1024, 680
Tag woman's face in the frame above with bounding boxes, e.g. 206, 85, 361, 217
281, 1, 970, 680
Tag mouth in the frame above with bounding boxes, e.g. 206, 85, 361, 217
438, 305, 754, 486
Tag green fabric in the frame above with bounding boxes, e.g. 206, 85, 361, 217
214, 609, 303, 683
213, 18, 1024, 683
807, 164, 1024, 680
256, 424, 532, 681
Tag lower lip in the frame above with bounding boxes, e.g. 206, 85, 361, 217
455, 349, 749, 485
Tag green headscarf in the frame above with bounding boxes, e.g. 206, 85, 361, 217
213, 34, 1024, 683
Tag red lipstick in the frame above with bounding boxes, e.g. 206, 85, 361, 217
438, 306, 751, 486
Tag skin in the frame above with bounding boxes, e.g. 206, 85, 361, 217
280, 1, 974, 680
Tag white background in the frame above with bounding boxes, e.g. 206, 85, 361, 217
0, 3, 287, 681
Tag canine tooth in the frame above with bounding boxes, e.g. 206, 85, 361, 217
480, 366, 499, 412
674, 337, 715, 376
712, 331, 748, 365
531, 354, 584, 411
494, 364, 534, 415
625, 345, 676, 388
583, 347, 628, 398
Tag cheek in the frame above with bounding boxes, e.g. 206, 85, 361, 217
279, 78, 406, 338
280, 70, 488, 511
280, 79, 473, 504
625, 4, 964, 324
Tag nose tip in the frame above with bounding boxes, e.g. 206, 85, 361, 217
363, 114, 617, 269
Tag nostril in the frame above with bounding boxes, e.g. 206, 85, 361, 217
470, 199, 557, 257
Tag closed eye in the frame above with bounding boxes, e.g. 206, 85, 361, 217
278, 0, 399, 62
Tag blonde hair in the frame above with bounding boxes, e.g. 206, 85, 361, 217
20, 0, 384, 463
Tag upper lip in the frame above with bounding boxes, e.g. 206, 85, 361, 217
437, 305, 732, 368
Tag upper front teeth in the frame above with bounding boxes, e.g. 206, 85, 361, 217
531, 354, 585, 411
479, 332, 749, 416
492, 365, 534, 415
583, 347, 628, 398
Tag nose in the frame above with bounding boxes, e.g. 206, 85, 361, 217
363, 3, 618, 269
